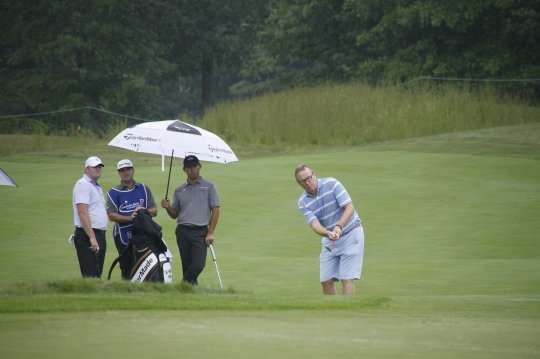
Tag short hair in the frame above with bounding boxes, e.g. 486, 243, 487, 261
294, 163, 312, 177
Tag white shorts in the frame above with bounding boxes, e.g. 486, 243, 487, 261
320, 226, 364, 282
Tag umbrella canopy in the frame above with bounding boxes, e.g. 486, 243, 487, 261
108, 119, 238, 164
0, 167, 18, 187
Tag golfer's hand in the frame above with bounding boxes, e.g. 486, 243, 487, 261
131, 207, 143, 219
334, 226, 343, 239
205, 233, 215, 246
328, 227, 341, 241
161, 199, 170, 209
89, 237, 100, 252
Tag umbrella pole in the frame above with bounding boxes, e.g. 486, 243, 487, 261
165, 149, 174, 199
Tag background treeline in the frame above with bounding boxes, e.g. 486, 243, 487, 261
1, 0, 539, 134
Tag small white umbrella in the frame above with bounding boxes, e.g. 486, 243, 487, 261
108, 119, 238, 164
0, 167, 18, 187
108, 119, 238, 198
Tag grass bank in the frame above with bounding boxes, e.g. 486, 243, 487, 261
200, 82, 539, 154
2, 82, 538, 159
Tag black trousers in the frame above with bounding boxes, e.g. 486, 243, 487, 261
74, 227, 107, 278
175, 224, 208, 285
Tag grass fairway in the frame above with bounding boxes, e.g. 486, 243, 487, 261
1, 124, 539, 358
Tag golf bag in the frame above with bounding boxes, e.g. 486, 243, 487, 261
107, 209, 172, 283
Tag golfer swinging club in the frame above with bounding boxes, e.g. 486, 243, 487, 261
295, 164, 364, 295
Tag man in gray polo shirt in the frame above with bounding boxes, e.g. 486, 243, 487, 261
160, 155, 220, 285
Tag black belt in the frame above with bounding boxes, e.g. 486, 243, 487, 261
75, 227, 106, 234
179, 224, 207, 230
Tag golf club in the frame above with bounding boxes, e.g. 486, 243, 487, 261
209, 244, 223, 289
95, 251, 101, 278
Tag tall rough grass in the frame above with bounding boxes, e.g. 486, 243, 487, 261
200, 82, 539, 152
0, 134, 99, 156
2, 83, 538, 156
0, 120, 128, 156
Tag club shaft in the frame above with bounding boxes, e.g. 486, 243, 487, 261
209, 244, 223, 289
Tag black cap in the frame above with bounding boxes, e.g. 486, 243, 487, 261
183, 155, 200, 168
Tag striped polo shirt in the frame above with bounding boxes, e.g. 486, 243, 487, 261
298, 177, 361, 236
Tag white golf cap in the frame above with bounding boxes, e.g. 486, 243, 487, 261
117, 159, 134, 170
85, 156, 104, 168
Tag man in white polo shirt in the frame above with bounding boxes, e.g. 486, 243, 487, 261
72, 156, 108, 278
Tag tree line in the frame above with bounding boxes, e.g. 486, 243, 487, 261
1, 0, 538, 134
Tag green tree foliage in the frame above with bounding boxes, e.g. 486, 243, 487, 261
1, 0, 538, 134
0, 0, 266, 133
355, 0, 540, 81
259, 0, 540, 84
261, 0, 362, 83
2, 0, 174, 134
1, 0, 176, 132
168, 0, 269, 109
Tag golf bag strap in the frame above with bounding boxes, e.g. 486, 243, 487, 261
106, 240, 133, 280
107, 256, 121, 280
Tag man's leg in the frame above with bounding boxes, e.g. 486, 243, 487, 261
183, 227, 207, 285
337, 227, 364, 295
320, 247, 338, 295
94, 230, 106, 278
341, 279, 356, 295
74, 227, 103, 278
175, 225, 191, 278
321, 279, 337, 295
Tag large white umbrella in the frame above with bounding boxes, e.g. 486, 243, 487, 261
108, 119, 238, 198
108, 119, 238, 164
0, 167, 18, 187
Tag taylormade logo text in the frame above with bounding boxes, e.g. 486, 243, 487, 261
123, 134, 159, 142
208, 145, 233, 155
131, 254, 157, 282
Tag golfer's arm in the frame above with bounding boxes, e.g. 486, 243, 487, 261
76, 203, 96, 239
147, 207, 158, 217
310, 219, 331, 237
336, 202, 355, 228
165, 206, 179, 219
208, 206, 220, 235
107, 212, 131, 223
